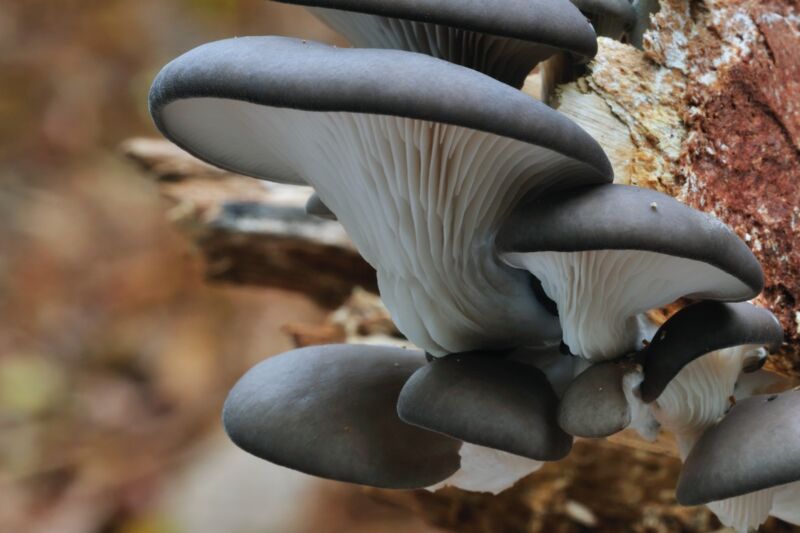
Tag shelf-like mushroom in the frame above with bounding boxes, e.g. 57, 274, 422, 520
149, 36, 613, 356
398, 351, 573, 461
498, 184, 763, 362
676, 391, 800, 531
640, 301, 784, 403
223, 344, 461, 488
272, 0, 598, 88
557, 302, 782, 442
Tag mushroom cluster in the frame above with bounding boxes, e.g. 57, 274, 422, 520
149, 2, 797, 531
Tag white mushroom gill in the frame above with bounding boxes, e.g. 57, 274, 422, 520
501, 250, 752, 361
650, 345, 781, 532
310, 7, 554, 87
706, 490, 776, 533
428, 443, 543, 495
651, 346, 759, 457
161, 98, 606, 355
703, 470, 800, 532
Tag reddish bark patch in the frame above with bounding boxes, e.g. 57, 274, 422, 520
680, 4, 800, 372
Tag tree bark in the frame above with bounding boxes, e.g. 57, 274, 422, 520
544, 0, 800, 377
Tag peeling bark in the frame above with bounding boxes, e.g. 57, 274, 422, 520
546, 0, 800, 376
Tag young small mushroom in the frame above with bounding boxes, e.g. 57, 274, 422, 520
557, 355, 655, 438
497, 184, 763, 362
305, 191, 337, 220
272, 0, 598, 88
397, 351, 573, 461
223, 344, 462, 488
557, 303, 782, 443
676, 391, 800, 531
569, 0, 637, 38
639, 301, 784, 403
149, 36, 613, 356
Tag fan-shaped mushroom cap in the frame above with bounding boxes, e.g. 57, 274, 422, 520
274, 0, 598, 87
222, 344, 461, 489
570, 0, 637, 38
397, 352, 572, 461
150, 36, 613, 356
306, 191, 337, 220
677, 391, 800, 506
640, 302, 783, 402
557, 357, 642, 438
498, 184, 763, 361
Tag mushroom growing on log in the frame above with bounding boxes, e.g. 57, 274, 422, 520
147, 0, 800, 530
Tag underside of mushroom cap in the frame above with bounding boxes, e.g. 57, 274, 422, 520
640, 302, 784, 403
677, 391, 800, 506
274, 0, 598, 60
222, 344, 462, 489
150, 36, 613, 356
397, 351, 573, 461
497, 184, 763, 361
149, 36, 612, 183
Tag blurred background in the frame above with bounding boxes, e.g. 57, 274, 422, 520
0, 2, 444, 532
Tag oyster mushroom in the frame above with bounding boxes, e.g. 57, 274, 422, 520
497, 184, 763, 362
556, 302, 782, 442
223, 344, 461, 488
639, 301, 784, 403
397, 351, 573, 460
677, 391, 800, 531
557, 354, 657, 438
225, 344, 555, 494
272, 0, 598, 87
149, 36, 613, 356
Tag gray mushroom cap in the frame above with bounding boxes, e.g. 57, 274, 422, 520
677, 391, 800, 505
497, 184, 763, 361
274, 0, 598, 88
148, 36, 614, 357
397, 351, 573, 461
557, 357, 640, 438
223, 344, 462, 489
498, 185, 762, 292
306, 192, 337, 220
149, 36, 612, 186
640, 302, 784, 403
570, 0, 637, 38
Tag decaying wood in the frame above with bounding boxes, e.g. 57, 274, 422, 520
286, 289, 800, 532
121, 138, 377, 308
539, 0, 800, 376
